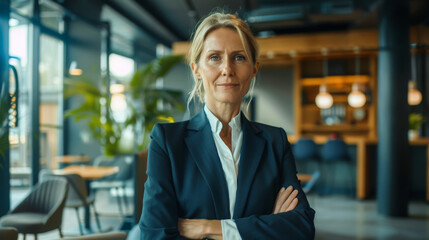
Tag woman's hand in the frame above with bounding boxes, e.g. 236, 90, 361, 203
177, 186, 298, 239
272, 185, 299, 214
178, 218, 223, 240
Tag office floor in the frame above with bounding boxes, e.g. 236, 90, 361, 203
8, 190, 429, 240
313, 195, 429, 240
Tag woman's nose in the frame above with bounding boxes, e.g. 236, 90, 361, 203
221, 58, 234, 76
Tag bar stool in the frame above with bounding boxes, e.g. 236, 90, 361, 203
293, 138, 320, 174
321, 138, 354, 197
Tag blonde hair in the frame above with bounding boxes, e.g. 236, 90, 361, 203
187, 12, 259, 105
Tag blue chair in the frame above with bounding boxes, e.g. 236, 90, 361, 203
293, 138, 320, 174
321, 138, 354, 196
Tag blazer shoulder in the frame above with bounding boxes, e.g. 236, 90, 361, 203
247, 121, 291, 150
250, 121, 287, 137
151, 120, 190, 138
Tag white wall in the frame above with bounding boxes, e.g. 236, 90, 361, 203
163, 63, 193, 93
254, 67, 295, 134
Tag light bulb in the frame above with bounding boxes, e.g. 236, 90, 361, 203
315, 85, 333, 109
348, 83, 366, 108
69, 61, 82, 76
408, 81, 422, 105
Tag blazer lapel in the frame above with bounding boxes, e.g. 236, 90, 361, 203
233, 115, 266, 218
185, 110, 231, 219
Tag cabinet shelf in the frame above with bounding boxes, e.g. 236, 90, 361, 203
301, 75, 370, 86
301, 123, 369, 133
295, 54, 377, 138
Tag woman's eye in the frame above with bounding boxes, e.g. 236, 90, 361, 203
235, 55, 245, 61
209, 55, 219, 61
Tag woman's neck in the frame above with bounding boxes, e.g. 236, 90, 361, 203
205, 102, 240, 127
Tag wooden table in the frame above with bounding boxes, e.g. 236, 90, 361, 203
53, 165, 119, 180
55, 155, 90, 169
55, 155, 90, 164
297, 174, 312, 183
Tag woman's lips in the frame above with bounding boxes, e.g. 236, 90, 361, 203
217, 83, 239, 88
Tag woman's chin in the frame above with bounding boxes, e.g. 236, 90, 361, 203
215, 97, 243, 105
214, 93, 246, 104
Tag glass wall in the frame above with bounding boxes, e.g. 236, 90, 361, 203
39, 0, 64, 34
11, 0, 33, 17
39, 33, 63, 170
9, 0, 64, 185
9, 16, 32, 187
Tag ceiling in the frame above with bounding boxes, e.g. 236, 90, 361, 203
104, 0, 429, 49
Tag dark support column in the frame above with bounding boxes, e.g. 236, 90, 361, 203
0, 0, 11, 217
31, 0, 41, 185
105, 22, 111, 93
62, 16, 70, 156
377, 0, 410, 217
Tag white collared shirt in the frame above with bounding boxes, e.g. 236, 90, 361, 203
204, 105, 243, 240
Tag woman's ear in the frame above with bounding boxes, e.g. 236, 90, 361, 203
191, 62, 201, 79
252, 61, 260, 78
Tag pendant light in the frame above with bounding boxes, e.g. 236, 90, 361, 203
69, 61, 82, 76
315, 49, 333, 109
348, 49, 366, 108
348, 83, 366, 108
315, 84, 333, 109
408, 50, 422, 105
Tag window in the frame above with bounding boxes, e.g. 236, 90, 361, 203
109, 53, 135, 82
11, 0, 33, 18
39, 34, 64, 170
9, 15, 32, 187
39, 0, 64, 33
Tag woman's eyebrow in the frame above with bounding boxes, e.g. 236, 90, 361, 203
205, 49, 246, 54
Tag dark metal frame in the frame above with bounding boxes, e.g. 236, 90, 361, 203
0, 0, 11, 217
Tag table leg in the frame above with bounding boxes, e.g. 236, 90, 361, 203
84, 180, 91, 231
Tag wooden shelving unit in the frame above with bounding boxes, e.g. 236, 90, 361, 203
294, 53, 378, 138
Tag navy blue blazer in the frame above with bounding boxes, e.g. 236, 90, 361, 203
139, 110, 315, 240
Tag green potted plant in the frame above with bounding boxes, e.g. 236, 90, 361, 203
409, 113, 425, 140
64, 55, 185, 156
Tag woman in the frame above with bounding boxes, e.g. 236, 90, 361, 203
139, 12, 315, 240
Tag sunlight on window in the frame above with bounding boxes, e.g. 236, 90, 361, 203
109, 54, 135, 80
9, 25, 28, 66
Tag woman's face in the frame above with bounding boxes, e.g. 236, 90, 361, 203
192, 27, 259, 107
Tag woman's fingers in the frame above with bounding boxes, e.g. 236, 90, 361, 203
273, 187, 285, 214
280, 189, 299, 213
273, 186, 293, 214
286, 197, 299, 212
273, 187, 282, 214
272, 185, 300, 214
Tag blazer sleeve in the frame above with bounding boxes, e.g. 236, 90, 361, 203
139, 124, 189, 240
234, 129, 316, 240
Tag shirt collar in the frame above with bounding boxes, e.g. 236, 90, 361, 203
204, 105, 242, 134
